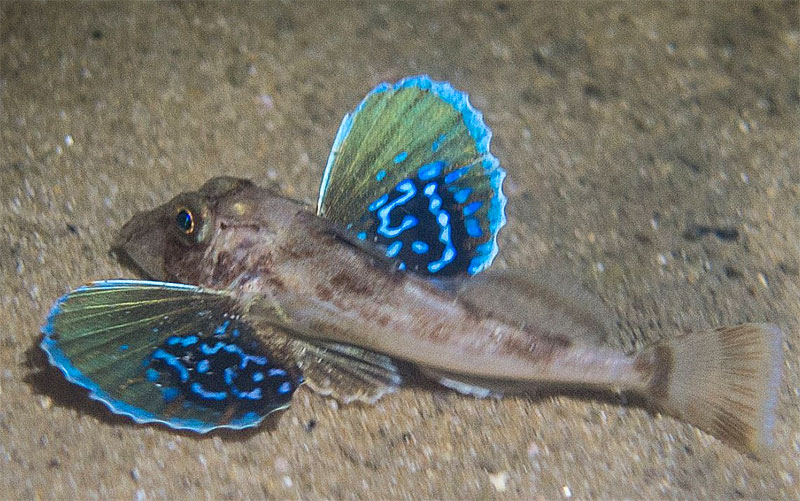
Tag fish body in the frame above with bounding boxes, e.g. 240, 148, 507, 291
42, 76, 782, 456
118, 178, 644, 393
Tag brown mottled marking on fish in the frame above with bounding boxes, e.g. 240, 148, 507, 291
279, 241, 317, 260
520, 326, 573, 350
266, 276, 286, 292
497, 333, 564, 365
424, 324, 453, 344
211, 250, 255, 287
315, 284, 333, 302
254, 253, 274, 274
110, 176, 783, 456
636, 345, 673, 402
211, 251, 232, 283
330, 269, 374, 296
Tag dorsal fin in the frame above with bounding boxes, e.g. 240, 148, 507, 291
452, 268, 613, 346
317, 75, 506, 276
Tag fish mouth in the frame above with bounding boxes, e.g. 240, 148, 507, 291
112, 208, 168, 281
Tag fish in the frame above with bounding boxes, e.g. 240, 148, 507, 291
41, 75, 783, 456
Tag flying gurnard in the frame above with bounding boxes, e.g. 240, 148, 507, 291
41, 76, 783, 456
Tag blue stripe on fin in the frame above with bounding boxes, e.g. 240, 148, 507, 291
40, 280, 302, 433
317, 75, 507, 276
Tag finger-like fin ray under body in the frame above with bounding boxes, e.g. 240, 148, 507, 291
294, 339, 402, 404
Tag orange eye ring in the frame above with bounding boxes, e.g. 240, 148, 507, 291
175, 207, 195, 235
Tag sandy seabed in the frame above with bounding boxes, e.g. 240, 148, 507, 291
1, 2, 798, 499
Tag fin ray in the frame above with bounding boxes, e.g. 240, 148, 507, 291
452, 267, 613, 346
295, 339, 402, 404
641, 323, 782, 456
41, 280, 303, 432
317, 75, 506, 276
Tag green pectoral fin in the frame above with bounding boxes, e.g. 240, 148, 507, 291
41, 280, 303, 432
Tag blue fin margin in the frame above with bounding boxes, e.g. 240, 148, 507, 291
40, 280, 298, 433
318, 75, 507, 276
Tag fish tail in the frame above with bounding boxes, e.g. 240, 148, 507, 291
638, 323, 783, 456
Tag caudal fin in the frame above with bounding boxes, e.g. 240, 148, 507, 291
640, 323, 783, 456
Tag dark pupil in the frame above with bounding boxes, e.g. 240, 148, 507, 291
176, 210, 193, 233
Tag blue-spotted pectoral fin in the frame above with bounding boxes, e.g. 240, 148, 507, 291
40, 280, 302, 433
317, 75, 506, 276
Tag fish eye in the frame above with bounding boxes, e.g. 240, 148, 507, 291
175, 208, 195, 235
171, 197, 211, 246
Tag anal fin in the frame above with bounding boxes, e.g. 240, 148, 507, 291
420, 367, 502, 399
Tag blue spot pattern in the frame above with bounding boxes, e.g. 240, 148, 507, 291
39, 280, 303, 434
360, 162, 494, 275
318, 75, 507, 276
144, 318, 301, 418
431, 134, 446, 152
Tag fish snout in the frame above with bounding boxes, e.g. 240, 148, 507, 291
112, 208, 168, 280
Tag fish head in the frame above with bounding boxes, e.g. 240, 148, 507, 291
114, 176, 300, 284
